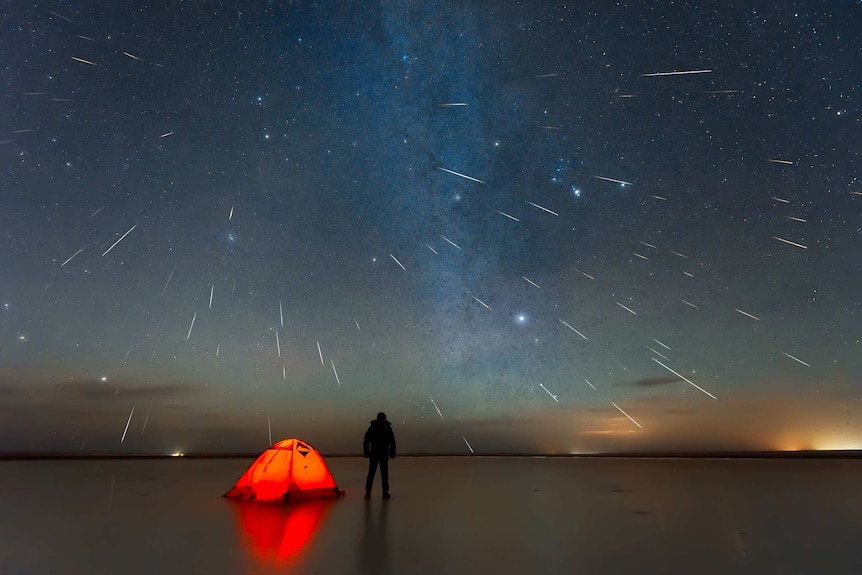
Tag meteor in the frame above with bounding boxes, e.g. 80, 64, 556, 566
559, 319, 588, 340
121, 406, 136, 442
437, 167, 485, 184
526, 201, 558, 216
651, 358, 717, 400
772, 236, 808, 249
472, 296, 492, 311
539, 383, 558, 402
735, 308, 760, 321
641, 69, 712, 77
186, 312, 197, 339
61, 247, 84, 267
611, 402, 642, 428
101, 224, 137, 257
389, 254, 406, 270
430, 397, 444, 419
593, 175, 634, 186
440, 235, 461, 250
782, 352, 811, 367
496, 210, 520, 222
71, 56, 97, 66
522, 276, 541, 289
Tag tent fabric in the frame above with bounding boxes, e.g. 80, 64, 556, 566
224, 438, 341, 503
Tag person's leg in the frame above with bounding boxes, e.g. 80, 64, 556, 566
365, 456, 379, 492
380, 458, 389, 493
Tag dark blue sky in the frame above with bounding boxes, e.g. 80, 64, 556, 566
1, 1, 860, 454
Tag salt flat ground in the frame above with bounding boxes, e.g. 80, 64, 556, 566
0, 457, 860, 574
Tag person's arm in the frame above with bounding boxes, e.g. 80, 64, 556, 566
389, 427, 396, 459
363, 427, 371, 457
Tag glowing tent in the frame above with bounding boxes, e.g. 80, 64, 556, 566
224, 438, 343, 503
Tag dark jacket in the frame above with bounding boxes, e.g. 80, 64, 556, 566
363, 419, 396, 459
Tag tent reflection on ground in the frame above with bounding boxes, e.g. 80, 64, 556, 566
230, 499, 335, 566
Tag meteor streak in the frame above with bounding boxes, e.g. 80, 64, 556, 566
440, 235, 461, 250
437, 102, 467, 106
123, 52, 141, 61
430, 397, 444, 419
559, 319, 588, 340
526, 201, 558, 216
71, 56, 97, 66
771, 196, 790, 203
782, 352, 811, 367
772, 236, 808, 249
539, 383, 558, 402
121, 405, 136, 442
497, 210, 520, 222
522, 276, 541, 289
186, 313, 196, 339
651, 358, 717, 400
389, 254, 406, 270
584, 379, 596, 390
593, 175, 634, 186
461, 435, 474, 453
767, 159, 794, 165
49, 10, 73, 22
160, 131, 174, 138
735, 308, 760, 321
160, 264, 176, 296
651, 338, 670, 350
437, 167, 485, 184
646, 346, 669, 360
61, 247, 84, 267
317, 341, 324, 365
331, 360, 342, 385
616, 302, 637, 315
472, 296, 492, 310
682, 299, 699, 309
611, 402, 642, 428
535, 73, 562, 78
425, 244, 438, 255
641, 69, 712, 77
141, 408, 151, 433
101, 224, 137, 257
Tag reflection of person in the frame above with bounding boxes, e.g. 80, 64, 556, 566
363, 412, 396, 499
358, 497, 389, 574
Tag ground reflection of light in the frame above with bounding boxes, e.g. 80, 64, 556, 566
232, 500, 333, 566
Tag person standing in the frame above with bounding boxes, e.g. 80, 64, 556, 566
363, 412, 396, 499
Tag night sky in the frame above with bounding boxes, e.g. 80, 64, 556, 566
1, 2, 860, 454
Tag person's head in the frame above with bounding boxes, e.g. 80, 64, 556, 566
376, 412, 387, 421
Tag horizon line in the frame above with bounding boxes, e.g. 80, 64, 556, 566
1, 449, 861, 461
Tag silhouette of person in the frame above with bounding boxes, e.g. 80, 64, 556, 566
363, 412, 396, 499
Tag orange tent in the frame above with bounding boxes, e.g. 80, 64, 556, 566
224, 438, 343, 503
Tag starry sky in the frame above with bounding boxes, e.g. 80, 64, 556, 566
1, 1, 860, 455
